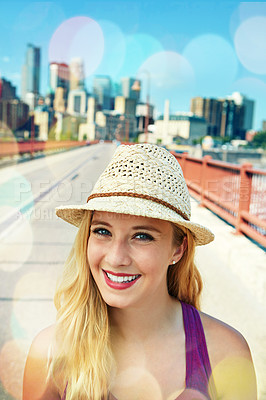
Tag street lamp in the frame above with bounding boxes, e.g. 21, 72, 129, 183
132, 70, 150, 143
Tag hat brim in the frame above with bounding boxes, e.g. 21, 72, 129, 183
55, 196, 214, 246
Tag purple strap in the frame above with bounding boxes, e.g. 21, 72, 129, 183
62, 303, 214, 400
181, 301, 212, 398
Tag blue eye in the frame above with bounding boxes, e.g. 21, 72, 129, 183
134, 232, 154, 241
92, 228, 111, 236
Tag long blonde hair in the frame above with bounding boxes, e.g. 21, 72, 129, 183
49, 212, 202, 399
168, 223, 202, 309
49, 211, 113, 400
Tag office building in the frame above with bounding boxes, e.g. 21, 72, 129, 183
93, 75, 112, 110
53, 87, 66, 113
67, 89, 87, 115
21, 44, 41, 108
227, 92, 254, 131
95, 110, 137, 141
155, 112, 207, 145
0, 99, 29, 136
121, 77, 140, 101
136, 102, 154, 132
114, 96, 136, 116
190, 94, 254, 139
78, 97, 97, 141
49, 62, 69, 97
69, 58, 85, 91
34, 103, 53, 141
0, 78, 16, 100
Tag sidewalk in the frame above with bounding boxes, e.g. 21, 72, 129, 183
191, 197, 266, 399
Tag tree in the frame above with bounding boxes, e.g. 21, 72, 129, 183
252, 131, 266, 149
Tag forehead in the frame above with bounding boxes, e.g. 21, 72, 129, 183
91, 211, 172, 229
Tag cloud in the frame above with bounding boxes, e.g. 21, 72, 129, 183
3, 57, 10, 63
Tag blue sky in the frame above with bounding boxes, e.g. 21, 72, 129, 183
1, 0, 266, 130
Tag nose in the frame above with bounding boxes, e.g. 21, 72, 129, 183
105, 239, 131, 268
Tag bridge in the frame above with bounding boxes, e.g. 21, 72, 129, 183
0, 142, 265, 399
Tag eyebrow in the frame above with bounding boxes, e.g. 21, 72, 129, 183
132, 225, 162, 233
90, 221, 111, 227
90, 221, 162, 233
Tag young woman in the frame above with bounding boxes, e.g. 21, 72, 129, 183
23, 144, 257, 400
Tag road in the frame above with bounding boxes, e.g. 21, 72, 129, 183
0, 142, 265, 399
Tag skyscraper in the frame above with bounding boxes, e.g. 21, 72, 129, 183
49, 62, 69, 96
21, 44, 41, 109
227, 92, 254, 132
93, 75, 112, 110
121, 77, 140, 101
190, 95, 252, 139
69, 58, 85, 91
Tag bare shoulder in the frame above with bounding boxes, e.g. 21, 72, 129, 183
199, 311, 251, 360
23, 324, 62, 400
28, 324, 56, 357
199, 311, 257, 399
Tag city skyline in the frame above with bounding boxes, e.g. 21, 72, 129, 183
0, 0, 266, 130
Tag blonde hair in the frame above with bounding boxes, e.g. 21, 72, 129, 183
50, 212, 202, 399
49, 211, 113, 400
168, 223, 202, 309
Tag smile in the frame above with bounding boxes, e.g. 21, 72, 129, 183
106, 271, 140, 283
103, 270, 141, 290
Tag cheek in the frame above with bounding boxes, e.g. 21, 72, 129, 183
87, 238, 102, 270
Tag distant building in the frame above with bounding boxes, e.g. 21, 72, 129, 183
191, 93, 254, 139
136, 102, 154, 132
78, 97, 97, 141
263, 121, 266, 131
0, 99, 29, 136
49, 62, 69, 98
121, 77, 140, 101
53, 87, 66, 113
69, 58, 85, 91
228, 92, 254, 132
155, 112, 207, 145
93, 75, 112, 110
0, 78, 16, 100
67, 89, 87, 115
21, 44, 41, 109
114, 96, 136, 116
34, 103, 54, 141
95, 110, 137, 141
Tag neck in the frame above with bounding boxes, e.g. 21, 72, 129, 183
108, 295, 181, 342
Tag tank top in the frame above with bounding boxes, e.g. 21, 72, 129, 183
61, 302, 216, 400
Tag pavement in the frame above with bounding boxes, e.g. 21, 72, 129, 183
190, 197, 266, 399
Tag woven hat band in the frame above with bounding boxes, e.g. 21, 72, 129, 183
87, 192, 189, 221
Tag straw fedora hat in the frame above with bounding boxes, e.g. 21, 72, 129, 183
56, 144, 214, 246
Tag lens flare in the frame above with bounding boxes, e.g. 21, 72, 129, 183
137, 51, 194, 113
0, 216, 33, 272
0, 339, 30, 400
0, 170, 33, 218
49, 16, 104, 78
93, 20, 126, 78
183, 34, 238, 95
119, 33, 164, 78
234, 17, 266, 74
12, 272, 56, 340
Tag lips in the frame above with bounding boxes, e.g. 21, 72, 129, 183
103, 269, 141, 290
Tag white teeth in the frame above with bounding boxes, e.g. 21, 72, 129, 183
106, 272, 139, 283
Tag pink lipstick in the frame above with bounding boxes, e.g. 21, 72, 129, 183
103, 270, 141, 290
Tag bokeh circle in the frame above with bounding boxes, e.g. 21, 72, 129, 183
234, 17, 266, 74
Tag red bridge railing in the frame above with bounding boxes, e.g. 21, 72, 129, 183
173, 152, 266, 248
0, 140, 99, 157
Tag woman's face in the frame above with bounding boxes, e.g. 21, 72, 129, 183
87, 211, 185, 309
